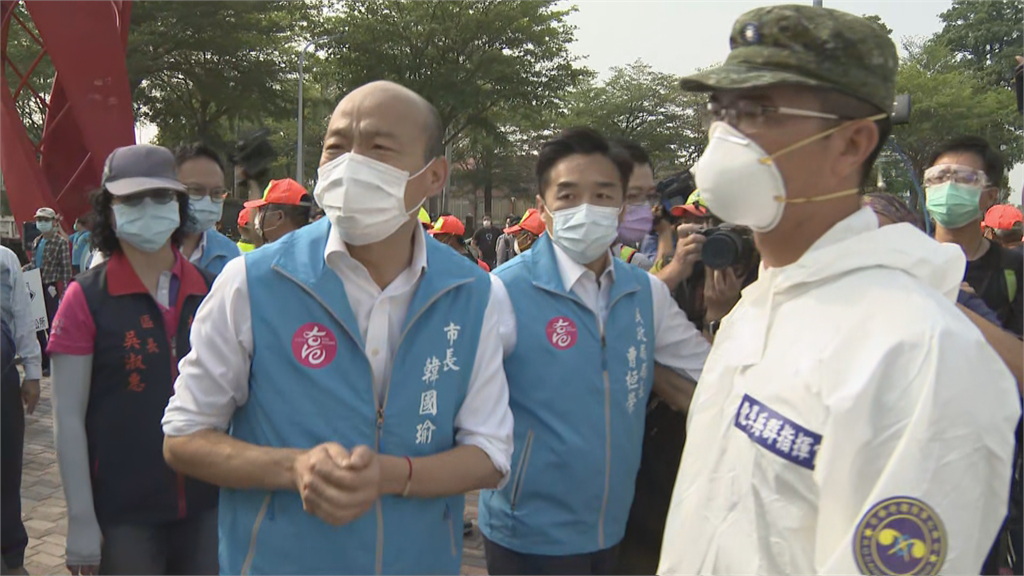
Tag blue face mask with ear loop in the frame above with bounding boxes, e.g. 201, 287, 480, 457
113, 197, 181, 252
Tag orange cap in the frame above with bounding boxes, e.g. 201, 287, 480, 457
244, 178, 310, 209
237, 208, 250, 228
670, 204, 708, 218
504, 208, 545, 236
983, 205, 1023, 230
428, 215, 466, 237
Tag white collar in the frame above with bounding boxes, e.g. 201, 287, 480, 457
550, 239, 615, 293
188, 229, 209, 263
324, 222, 428, 276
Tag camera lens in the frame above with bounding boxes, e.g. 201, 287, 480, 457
702, 230, 742, 270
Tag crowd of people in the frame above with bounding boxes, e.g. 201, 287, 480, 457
0, 3, 1022, 576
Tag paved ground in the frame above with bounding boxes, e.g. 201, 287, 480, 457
16, 379, 489, 575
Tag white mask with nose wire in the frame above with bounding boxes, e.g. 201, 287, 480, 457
313, 152, 434, 246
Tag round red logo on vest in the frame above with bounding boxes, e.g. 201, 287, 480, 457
545, 316, 578, 350
292, 323, 338, 368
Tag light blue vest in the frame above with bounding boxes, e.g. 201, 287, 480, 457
220, 218, 491, 575
479, 234, 655, 555
197, 228, 241, 275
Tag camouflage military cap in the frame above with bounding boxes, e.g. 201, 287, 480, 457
679, 4, 898, 113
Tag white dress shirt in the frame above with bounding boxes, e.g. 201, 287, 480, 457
162, 224, 513, 477
187, 229, 208, 265
0, 245, 42, 379
494, 242, 709, 381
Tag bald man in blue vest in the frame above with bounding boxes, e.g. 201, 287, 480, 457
162, 81, 514, 575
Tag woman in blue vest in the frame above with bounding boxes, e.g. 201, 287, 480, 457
174, 143, 242, 275
478, 128, 712, 575
161, 80, 513, 575
47, 144, 220, 575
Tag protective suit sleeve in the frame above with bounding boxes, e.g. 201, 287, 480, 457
52, 353, 103, 566
815, 325, 1020, 575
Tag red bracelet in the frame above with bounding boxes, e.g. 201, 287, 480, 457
402, 456, 413, 497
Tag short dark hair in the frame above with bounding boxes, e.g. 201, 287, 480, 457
424, 103, 444, 161
89, 188, 192, 257
927, 136, 1005, 187
613, 139, 652, 168
174, 142, 225, 172
266, 200, 312, 230
815, 89, 892, 189
536, 127, 634, 196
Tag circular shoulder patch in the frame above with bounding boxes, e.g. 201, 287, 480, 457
853, 496, 946, 575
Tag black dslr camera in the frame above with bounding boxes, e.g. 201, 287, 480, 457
700, 224, 756, 270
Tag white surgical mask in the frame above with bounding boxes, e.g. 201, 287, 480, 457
113, 198, 181, 252
35, 221, 53, 234
313, 152, 432, 246
695, 117, 886, 232
189, 197, 223, 233
545, 203, 620, 265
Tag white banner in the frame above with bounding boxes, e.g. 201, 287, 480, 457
22, 268, 49, 332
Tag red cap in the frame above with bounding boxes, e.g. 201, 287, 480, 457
428, 215, 466, 237
670, 204, 708, 218
244, 178, 310, 209
983, 205, 1023, 230
504, 208, 546, 236
237, 208, 250, 228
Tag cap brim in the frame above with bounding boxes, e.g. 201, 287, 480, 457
670, 205, 708, 218
679, 63, 830, 94
105, 177, 186, 196
504, 225, 522, 234
243, 199, 268, 209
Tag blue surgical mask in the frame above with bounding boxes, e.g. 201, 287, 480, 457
546, 203, 621, 265
35, 221, 53, 234
926, 182, 983, 229
185, 197, 223, 234
113, 198, 180, 252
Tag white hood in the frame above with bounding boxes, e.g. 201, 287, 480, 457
762, 207, 965, 302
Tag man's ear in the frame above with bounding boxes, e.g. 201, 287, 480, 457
981, 187, 999, 212
424, 157, 449, 199
832, 120, 880, 185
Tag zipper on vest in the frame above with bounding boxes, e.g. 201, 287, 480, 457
375, 403, 385, 576
598, 334, 611, 550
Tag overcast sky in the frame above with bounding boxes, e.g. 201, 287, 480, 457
564, 0, 1023, 201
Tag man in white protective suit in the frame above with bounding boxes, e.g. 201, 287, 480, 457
657, 5, 1021, 576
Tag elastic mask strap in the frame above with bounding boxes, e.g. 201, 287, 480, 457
780, 187, 860, 204
760, 112, 890, 166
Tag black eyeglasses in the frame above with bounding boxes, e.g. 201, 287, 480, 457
113, 189, 179, 207
186, 185, 229, 203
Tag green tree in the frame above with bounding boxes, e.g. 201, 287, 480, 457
3, 2, 56, 144
320, 0, 588, 145
562, 60, 707, 174
126, 1, 319, 160
933, 0, 1024, 88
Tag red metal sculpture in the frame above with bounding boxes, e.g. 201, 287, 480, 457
1, 0, 135, 231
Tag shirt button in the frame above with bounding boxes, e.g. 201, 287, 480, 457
371, 348, 379, 357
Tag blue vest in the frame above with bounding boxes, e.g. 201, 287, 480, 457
220, 218, 491, 575
197, 229, 241, 275
479, 234, 655, 555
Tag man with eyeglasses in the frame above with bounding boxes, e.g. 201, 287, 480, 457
658, 6, 1019, 575
242, 178, 313, 245
611, 140, 657, 271
174, 143, 241, 275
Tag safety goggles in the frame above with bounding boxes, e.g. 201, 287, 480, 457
923, 164, 990, 188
